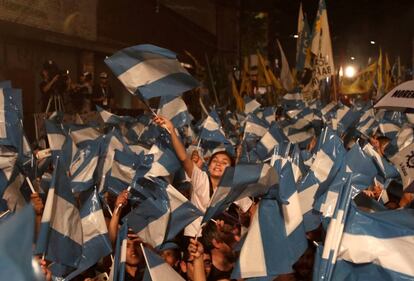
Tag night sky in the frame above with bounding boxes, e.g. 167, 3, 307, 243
267, 0, 414, 70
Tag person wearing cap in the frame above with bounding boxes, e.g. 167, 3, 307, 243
153, 116, 252, 238
93, 71, 114, 110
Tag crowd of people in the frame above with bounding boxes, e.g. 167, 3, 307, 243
0, 46, 413, 281
39, 60, 114, 114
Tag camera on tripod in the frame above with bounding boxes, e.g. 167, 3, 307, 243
43, 60, 69, 94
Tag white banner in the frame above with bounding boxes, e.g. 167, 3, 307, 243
391, 142, 414, 192
374, 80, 414, 109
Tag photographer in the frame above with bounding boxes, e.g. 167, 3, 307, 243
71, 72, 94, 113
39, 60, 71, 112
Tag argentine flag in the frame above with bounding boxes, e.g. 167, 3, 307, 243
105, 44, 199, 100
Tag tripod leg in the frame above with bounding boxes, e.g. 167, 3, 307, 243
45, 96, 53, 114
54, 96, 58, 112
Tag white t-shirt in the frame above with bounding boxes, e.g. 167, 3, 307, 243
184, 165, 253, 237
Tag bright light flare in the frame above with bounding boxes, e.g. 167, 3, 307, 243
344, 65, 356, 78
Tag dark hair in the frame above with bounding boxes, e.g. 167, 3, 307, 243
201, 221, 236, 251
208, 151, 235, 167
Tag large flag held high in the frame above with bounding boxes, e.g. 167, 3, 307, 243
105, 44, 199, 100
309, 0, 334, 88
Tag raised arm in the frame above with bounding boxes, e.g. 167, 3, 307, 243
153, 116, 194, 177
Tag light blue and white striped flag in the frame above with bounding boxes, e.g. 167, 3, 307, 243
105, 44, 199, 100
109, 223, 127, 281
244, 96, 261, 114
199, 110, 228, 144
65, 189, 112, 280
70, 143, 101, 193
35, 158, 83, 270
141, 244, 185, 281
0, 205, 37, 281
256, 123, 289, 160
273, 156, 307, 264
334, 202, 414, 281
69, 124, 102, 148
157, 95, 190, 128
314, 175, 353, 281
356, 107, 378, 138
231, 191, 293, 279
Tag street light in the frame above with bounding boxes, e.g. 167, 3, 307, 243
344, 65, 356, 78
370, 40, 376, 45
293, 34, 299, 38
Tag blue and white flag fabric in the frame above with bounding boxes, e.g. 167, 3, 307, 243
273, 157, 307, 264
244, 96, 261, 114
281, 92, 305, 111
35, 158, 83, 270
45, 120, 76, 169
105, 44, 199, 100
231, 191, 293, 279
243, 114, 269, 142
157, 95, 190, 128
0, 87, 24, 150
309, 127, 346, 198
260, 106, 276, 126
291, 144, 308, 184
297, 128, 346, 231
126, 116, 161, 147
356, 107, 378, 138
65, 189, 112, 280
315, 144, 377, 219
384, 124, 414, 159
334, 203, 414, 281
109, 223, 127, 281
314, 175, 353, 281
69, 124, 102, 148
363, 143, 399, 180
331, 104, 362, 136
125, 178, 201, 248
256, 123, 289, 160
376, 110, 406, 139
390, 142, 414, 192
0, 146, 18, 197
145, 143, 181, 178
199, 110, 228, 144
97, 106, 136, 125
69, 143, 101, 193
320, 101, 339, 124
2, 172, 25, 212
107, 149, 149, 196
202, 163, 277, 224
0, 205, 38, 281
141, 244, 185, 281
98, 129, 131, 193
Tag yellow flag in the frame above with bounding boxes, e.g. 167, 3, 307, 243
257, 52, 284, 91
231, 76, 244, 112
341, 62, 377, 95
384, 53, 393, 92
375, 48, 383, 99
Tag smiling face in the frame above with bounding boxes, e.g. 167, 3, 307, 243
208, 152, 232, 179
126, 239, 142, 266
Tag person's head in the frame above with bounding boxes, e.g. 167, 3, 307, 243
99, 72, 108, 84
81, 72, 92, 83
370, 135, 390, 156
201, 221, 236, 262
126, 239, 143, 267
180, 248, 212, 281
159, 243, 181, 268
208, 151, 233, 179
